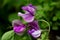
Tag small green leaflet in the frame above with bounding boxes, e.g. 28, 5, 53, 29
1, 30, 14, 40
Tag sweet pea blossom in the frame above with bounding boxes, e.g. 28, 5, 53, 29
28, 20, 41, 38
22, 4, 36, 15
18, 4, 36, 22
12, 20, 26, 35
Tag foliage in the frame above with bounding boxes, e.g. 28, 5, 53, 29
0, 0, 60, 40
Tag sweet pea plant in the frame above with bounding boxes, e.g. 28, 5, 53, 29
1, 4, 50, 40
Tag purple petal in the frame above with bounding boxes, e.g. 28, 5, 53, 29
18, 12, 34, 22
13, 25, 25, 33
28, 4, 32, 6
12, 20, 26, 33
28, 29, 41, 38
22, 4, 36, 15
22, 14, 34, 22
28, 4, 36, 9
28, 29, 35, 34
31, 30, 41, 38
28, 20, 40, 30
28, 20, 41, 38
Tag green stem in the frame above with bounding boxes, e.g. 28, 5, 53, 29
38, 19, 50, 32
37, 19, 50, 40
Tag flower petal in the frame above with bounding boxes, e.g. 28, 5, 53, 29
18, 12, 23, 16
31, 30, 41, 38
28, 4, 36, 9
22, 14, 34, 22
28, 29, 41, 38
28, 20, 40, 30
28, 20, 41, 38
18, 12, 34, 22
13, 25, 25, 33
22, 4, 35, 15
12, 20, 26, 34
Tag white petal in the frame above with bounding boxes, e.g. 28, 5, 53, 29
32, 30, 41, 38
18, 12, 23, 16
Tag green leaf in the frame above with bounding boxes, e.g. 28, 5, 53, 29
1, 30, 14, 40
53, 16, 57, 21
56, 11, 60, 19
22, 34, 32, 40
52, 26, 58, 30
37, 0, 44, 3
43, 3, 50, 11
36, 6, 43, 10
41, 32, 49, 40
35, 6, 45, 19
14, 33, 32, 40
39, 21, 49, 29
50, 2, 57, 6
8, 13, 20, 22
55, 2, 60, 8
14, 34, 21, 40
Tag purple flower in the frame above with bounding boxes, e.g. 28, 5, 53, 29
28, 29, 41, 38
28, 20, 41, 38
22, 4, 36, 15
18, 12, 34, 22
18, 4, 36, 22
12, 20, 26, 35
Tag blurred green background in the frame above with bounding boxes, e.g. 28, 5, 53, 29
0, 0, 60, 40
